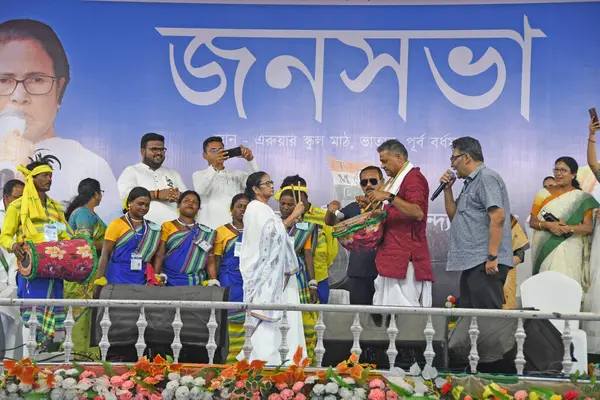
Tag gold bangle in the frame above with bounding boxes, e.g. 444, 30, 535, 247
590, 139, 597, 143
538, 221, 543, 230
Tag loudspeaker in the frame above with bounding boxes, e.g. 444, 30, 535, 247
322, 312, 448, 369
91, 285, 230, 364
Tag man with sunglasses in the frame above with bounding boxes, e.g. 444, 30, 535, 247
439, 136, 513, 309
325, 166, 383, 305
117, 133, 187, 225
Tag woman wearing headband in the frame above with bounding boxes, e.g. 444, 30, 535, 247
93, 187, 161, 286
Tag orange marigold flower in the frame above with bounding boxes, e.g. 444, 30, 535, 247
348, 353, 359, 364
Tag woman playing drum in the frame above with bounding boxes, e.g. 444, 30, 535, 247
153, 191, 218, 287
94, 187, 161, 285
64, 178, 105, 360
0, 154, 71, 349
213, 193, 249, 363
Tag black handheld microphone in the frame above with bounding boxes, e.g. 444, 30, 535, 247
431, 172, 456, 201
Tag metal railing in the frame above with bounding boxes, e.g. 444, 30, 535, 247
1, 298, 598, 376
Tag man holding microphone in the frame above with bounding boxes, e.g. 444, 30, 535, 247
439, 136, 513, 309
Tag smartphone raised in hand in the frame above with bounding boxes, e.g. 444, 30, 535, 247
590, 107, 599, 124
224, 146, 243, 158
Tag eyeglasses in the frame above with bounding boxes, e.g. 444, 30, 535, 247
0, 75, 57, 96
553, 168, 569, 175
146, 147, 167, 153
259, 180, 274, 187
360, 178, 378, 187
450, 153, 466, 164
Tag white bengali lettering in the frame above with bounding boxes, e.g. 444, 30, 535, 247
427, 214, 451, 231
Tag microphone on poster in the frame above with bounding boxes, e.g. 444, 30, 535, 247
0, 108, 26, 138
431, 171, 456, 201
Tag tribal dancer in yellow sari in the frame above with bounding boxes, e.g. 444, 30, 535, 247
278, 188, 318, 365
0, 155, 71, 349
529, 157, 598, 287
64, 178, 105, 360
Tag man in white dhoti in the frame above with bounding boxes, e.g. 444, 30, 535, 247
237, 171, 307, 365
193, 136, 259, 229
363, 139, 434, 307
0, 179, 26, 359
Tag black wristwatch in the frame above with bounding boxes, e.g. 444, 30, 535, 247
487, 254, 498, 261
388, 193, 396, 203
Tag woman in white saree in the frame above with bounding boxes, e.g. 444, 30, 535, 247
237, 172, 307, 365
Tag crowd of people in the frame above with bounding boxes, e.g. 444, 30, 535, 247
1, 117, 600, 364
1, 15, 600, 362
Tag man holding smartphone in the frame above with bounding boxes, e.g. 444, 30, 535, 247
193, 136, 259, 229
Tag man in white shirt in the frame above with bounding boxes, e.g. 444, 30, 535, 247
117, 133, 187, 225
193, 136, 259, 229
0, 179, 25, 359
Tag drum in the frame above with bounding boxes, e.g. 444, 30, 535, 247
332, 210, 387, 253
18, 236, 98, 283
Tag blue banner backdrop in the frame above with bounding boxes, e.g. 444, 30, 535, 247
2, 0, 600, 302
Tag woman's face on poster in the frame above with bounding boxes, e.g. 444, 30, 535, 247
0, 39, 65, 142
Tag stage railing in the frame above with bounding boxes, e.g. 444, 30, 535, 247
1, 298, 598, 376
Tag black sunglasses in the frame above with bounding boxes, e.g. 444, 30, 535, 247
360, 178, 378, 187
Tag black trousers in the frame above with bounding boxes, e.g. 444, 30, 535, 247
346, 276, 376, 305
459, 263, 509, 309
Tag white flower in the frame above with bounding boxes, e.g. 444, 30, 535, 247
387, 377, 413, 394
325, 382, 339, 394
50, 388, 64, 400
54, 369, 66, 376
65, 369, 79, 377
219, 388, 231, 399
324, 396, 337, 400
77, 380, 93, 391
168, 373, 181, 381
189, 387, 201, 398
7, 393, 20, 400
385, 367, 405, 378
54, 375, 64, 386
105, 393, 117, 400
162, 389, 174, 400
166, 381, 180, 391
0, 389, 7, 400
312, 383, 326, 395
413, 377, 428, 397
175, 385, 190, 400
35, 384, 50, 394
354, 388, 367, 399
434, 377, 447, 389
305, 376, 319, 385
422, 364, 438, 380
193, 377, 205, 386
5, 384, 18, 394
181, 375, 194, 385
409, 363, 421, 376
18, 383, 32, 392
339, 387, 353, 399
62, 377, 77, 390
64, 389, 78, 400
342, 377, 355, 385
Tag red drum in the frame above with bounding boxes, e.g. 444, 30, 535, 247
18, 236, 98, 283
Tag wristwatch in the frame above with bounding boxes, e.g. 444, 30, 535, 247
388, 193, 396, 203
487, 254, 498, 261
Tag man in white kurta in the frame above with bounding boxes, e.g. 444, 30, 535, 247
117, 133, 187, 225
193, 137, 259, 229
0, 179, 26, 359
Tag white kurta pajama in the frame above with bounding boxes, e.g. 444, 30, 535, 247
192, 159, 260, 229
0, 201, 26, 359
117, 162, 187, 225
372, 162, 433, 308
237, 200, 307, 365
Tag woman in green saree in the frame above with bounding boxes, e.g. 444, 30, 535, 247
64, 178, 105, 360
529, 157, 598, 287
